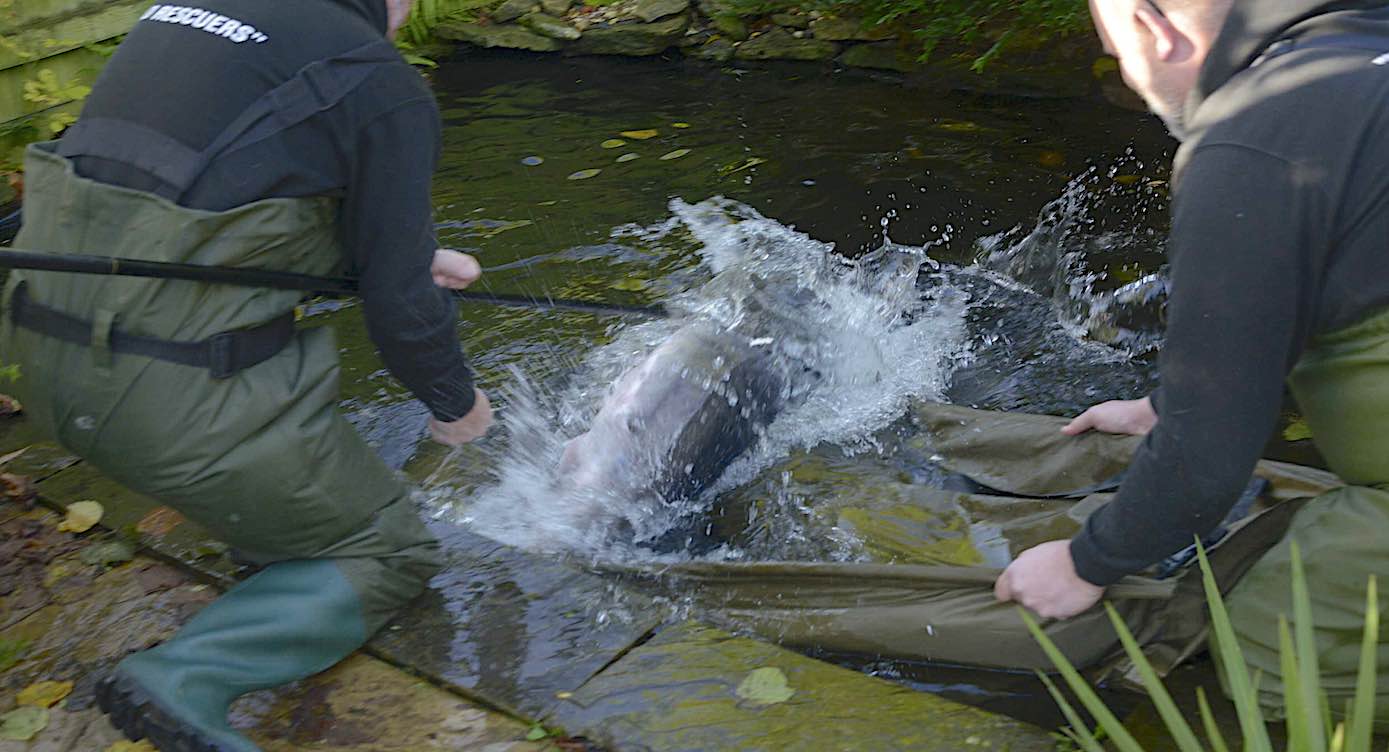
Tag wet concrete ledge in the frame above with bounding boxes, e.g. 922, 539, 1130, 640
0, 415, 1054, 750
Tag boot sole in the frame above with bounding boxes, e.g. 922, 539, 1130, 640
97, 671, 234, 752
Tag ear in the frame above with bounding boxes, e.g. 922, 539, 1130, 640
1135, 4, 1193, 62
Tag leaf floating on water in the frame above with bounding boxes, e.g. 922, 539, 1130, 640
1091, 56, 1120, 78
520, 156, 544, 166
1283, 417, 1313, 442
1113, 174, 1141, 185
935, 119, 982, 133
80, 539, 136, 567
671, 122, 691, 129
0, 706, 48, 741
0, 639, 28, 672
600, 139, 626, 149
0, 447, 25, 467
719, 157, 767, 176
106, 742, 159, 752
57, 500, 103, 533
537, 200, 559, 206
659, 149, 691, 161
619, 129, 658, 140
567, 169, 602, 180
735, 667, 794, 706
18, 680, 73, 709
615, 153, 640, 163
609, 277, 647, 292
525, 724, 548, 741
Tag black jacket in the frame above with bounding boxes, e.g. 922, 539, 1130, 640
1072, 0, 1389, 584
67, 0, 476, 420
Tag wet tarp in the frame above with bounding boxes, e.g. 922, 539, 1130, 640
606, 403, 1341, 680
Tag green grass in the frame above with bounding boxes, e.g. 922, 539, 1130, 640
1025, 542, 1383, 751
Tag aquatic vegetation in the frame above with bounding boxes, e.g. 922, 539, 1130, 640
1027, 543, 1383, 751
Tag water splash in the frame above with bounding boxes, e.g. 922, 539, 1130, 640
446, 197, 968, 559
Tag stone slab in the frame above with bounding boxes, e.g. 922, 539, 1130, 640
436, 21, 564, 53
0, 519, 540, 752
369, 524, 664, 721
28, 445, 666, 730
548, 621, 1056, 751
0, 417, 79, 484
734, 28, 837, 62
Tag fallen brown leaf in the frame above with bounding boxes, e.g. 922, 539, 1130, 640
0, 394, 21, 417
1, 472, 36, 506
136, 505, 186, 537
17, 680, 73, 709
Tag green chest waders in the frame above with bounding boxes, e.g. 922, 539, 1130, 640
1219, 309, 1389, 729
1, 40, 443, 752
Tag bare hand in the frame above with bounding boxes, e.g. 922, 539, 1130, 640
994, 540, 1104, 619
429, 389, 493, 446
1062, 397, 1157, 437
431, 249, 482, 290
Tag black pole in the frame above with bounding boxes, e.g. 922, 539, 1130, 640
0, 249, 668, 319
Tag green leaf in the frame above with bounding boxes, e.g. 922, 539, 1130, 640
1103, 603, 1203, 751
1279, 617, 1312, 750
616, 153, 640, 163
525, 724, 547, 741
0, 639, 28, 672
1198, 542, 1275, 752
567, 168, 602, 180
1283, 417, 1313, 442
620, 129, 658, 140
1290, 542, 1327, 752
0, 706, 48, 741
1035, 672, 1106, 752
1019, 610, 1143, 752
735, 666, 795, 705
601, 139, 626, 149
1195, 687, 1232, 752
1346, 576, 1377, 752
659, 149, 691, 161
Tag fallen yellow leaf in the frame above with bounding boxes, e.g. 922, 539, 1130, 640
619, 129, 658, 140
106, 741, 159, 752
57, 500, 103, 533
17, 680, 73, 709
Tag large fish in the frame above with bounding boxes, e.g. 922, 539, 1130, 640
555, 264, 821, 514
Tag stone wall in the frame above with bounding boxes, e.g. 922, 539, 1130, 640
437, 0, 1133, 102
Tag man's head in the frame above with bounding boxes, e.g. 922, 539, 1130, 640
384, 0, 415, 39
1089, 0, 1235, 138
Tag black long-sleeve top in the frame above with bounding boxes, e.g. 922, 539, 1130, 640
63, 0, 476, 420
1070, 1, 1389, 585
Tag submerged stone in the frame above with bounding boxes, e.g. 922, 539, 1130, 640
519, 12, 582, 40
436, 21, 564, 52
734, 28, 838, 62
838, 41, 918, 73
540, 0, 573, 15
546, 621, 1055, 750
568, 15, 689, 56
631, 0, 689, 23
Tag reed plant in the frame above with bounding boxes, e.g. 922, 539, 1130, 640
1025, 543, 1382, 751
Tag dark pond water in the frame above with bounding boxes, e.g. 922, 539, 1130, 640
308, 50, 1305, 732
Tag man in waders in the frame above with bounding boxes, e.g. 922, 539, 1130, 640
994, 0, 1389, 722
0, 1, 494, 749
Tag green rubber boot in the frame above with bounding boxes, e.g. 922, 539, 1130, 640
97, 559, 368, 752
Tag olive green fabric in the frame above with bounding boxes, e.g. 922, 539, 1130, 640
1219, 307, 1389, 729
0, 143, 442, 630
608, 402, 1339, 680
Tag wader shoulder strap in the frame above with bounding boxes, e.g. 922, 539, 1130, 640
57, 39, 402, 201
